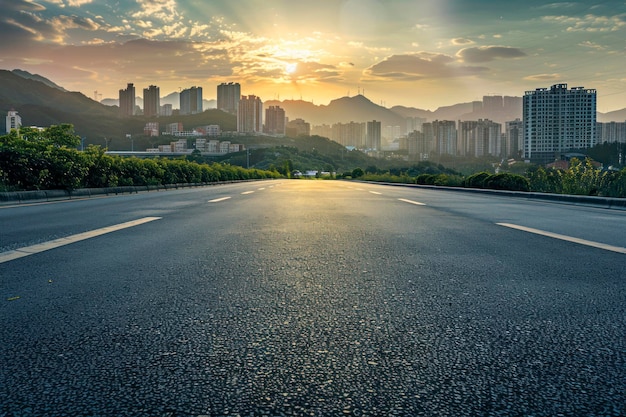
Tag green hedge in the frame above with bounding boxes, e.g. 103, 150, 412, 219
0, 127, 281, 191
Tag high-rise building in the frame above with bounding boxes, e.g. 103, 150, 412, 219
597, 121, 626, 144
505, 119, 524, 158
287, 118, 311, 137
6, 110, 22, 133
483, 95, 504, 112
407, 130, 428, 160
119, 83, 136, 117
430, 120, 457, 155
217, 82, 241, 115
264, 106, 286, 135
180, 86, 203, 115
421, 122, 435, 154
458, 119, 501, 157
237, 95, 263, 133
161, 104, 173, 117
523, 83, 596, 164
331, 122, 365, 148
366, 120, 381, 150
143, 85, 160, 118
311, 124, 332, 141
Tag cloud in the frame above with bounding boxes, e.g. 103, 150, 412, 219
5, 0, 46, 12
542, 14, 626, 32
52, 15, 100, 31
132, 0, 180, 24
67, 0, 93, 6
363, 53, 488, 81
579, 40, 606, 50
452, 38, 474, 45
456, 46, 527, 63
535, 2, 579, 10
524, 73, 562, 81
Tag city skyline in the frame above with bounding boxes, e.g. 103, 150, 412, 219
1, 1, 625, 112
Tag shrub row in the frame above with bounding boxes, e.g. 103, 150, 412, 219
1, 129, 281, 191
351, 159, 626, 197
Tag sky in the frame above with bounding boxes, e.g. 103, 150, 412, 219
1, 0, 625, 112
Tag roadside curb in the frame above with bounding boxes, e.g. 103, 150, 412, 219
0, 181, 254, 206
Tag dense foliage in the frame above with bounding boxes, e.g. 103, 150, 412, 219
0, 125, 281, 191
345, 159, 626, 198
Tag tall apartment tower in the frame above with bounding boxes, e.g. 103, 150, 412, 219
366, 120, 381, 150
180, 86, 203, 115
505, 119, 524, 159
6, 110, 22, 133
457, 119, 501, 157
332, 122, 365, 148
217, 82, 241, 115
523, 83, 596, 164
286, 118, 311, 137
264, 105, 286, 135
143, 85, 160, 118
237, 95, 263, 133
483, 95, 504, 112
119, 83, 136, 117
431, 120, 457, 156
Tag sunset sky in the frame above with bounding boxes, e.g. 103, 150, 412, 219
1, 0, 625, 111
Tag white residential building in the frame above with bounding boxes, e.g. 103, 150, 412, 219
6, 110, 21, 133
523, 83, 597, 164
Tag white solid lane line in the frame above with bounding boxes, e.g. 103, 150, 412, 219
0, 217, 162, 264
497, 223, 626, 255
399, 198, 426, 206
208, 197, 232, 203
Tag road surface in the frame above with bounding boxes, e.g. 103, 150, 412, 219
1, 180, 625, 416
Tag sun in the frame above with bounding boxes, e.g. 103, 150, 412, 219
285, 62, 298, 74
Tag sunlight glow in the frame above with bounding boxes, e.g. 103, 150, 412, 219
285, 62, 298, 74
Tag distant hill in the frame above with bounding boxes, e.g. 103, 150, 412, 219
0, 69, 119, 137
266, 94, 406, 127
267, 94, 523, 127
598, 108, 626, 123
0, 70, 232, 145
11, 69, 68, 92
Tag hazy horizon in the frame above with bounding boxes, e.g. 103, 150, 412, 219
2, 1, 625, 112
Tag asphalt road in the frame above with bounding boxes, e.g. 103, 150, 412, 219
1, 180, 625, 416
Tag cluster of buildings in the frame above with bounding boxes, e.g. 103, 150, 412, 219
119, 83, 203, 117
6, 80, 622, 165
218, 84, 312, 138
149, 138, 244, 154
308, 84, 623, 165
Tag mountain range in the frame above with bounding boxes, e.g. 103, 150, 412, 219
1, 69, 625, 141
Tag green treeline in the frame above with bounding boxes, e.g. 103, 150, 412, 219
0, 124, 281, 191
345, 159, 626, 198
